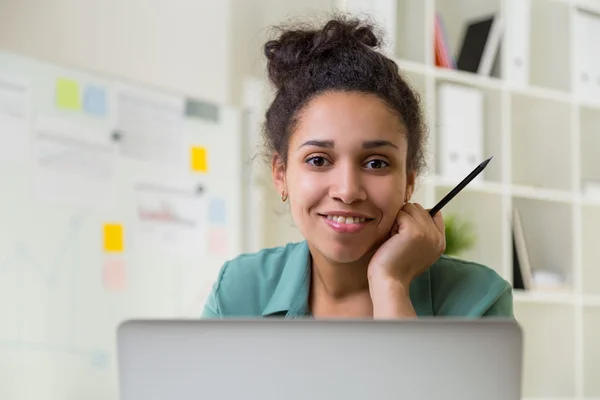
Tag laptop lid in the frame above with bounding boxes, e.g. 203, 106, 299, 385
117, 319, 523, 400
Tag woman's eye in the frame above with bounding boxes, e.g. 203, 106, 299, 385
365, 159, 389, 169
306, 156, 330, 167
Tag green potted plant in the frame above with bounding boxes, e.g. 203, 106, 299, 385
443, 213, 477, 257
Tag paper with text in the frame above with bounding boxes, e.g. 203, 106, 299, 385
115, 88, 185, 166
133, 181, 207, 256
33, 115, 116, 211
0, 72, 30, 163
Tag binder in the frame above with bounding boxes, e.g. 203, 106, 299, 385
456, 14, 504, 76
574, 9, 600, 102
436, 82, 484, 182
504, 0, 531, 86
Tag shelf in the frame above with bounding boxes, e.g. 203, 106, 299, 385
509, 83, 574, 105
433, 184, 505, 276
434, 175, 505, 195
514, 302, 577, 398
267, 1, 600, 398
583, 296, 600, 307
400, 68, 429, 104
513, 290, 577, 305
434, 0, 503, 78
528, 0, 573, 93
511, 196, 575, 290
510, 91, 574, 191
411, 178, 431, 206
511, 185, 575, 204
432, 65, 504, 90
575, 0, 600, 14
396, 59, 428, 75
581, 204, 600, 296
583, 307, 600, 397
394, 0, 429, 64
579, 105, 600, 197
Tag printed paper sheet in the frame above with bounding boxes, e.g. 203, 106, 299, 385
0, 72, 30, 163
33, 115, 116, 211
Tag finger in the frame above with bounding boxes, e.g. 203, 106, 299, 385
412, 202, 435, 224
394, 208, 416, 232
404, 202, 432, 226
430, 209, 445, 235
396, 203, 417, 224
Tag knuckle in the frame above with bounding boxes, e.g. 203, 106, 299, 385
439, 236, 447, 253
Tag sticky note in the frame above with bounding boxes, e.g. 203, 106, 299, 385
56, 78, 81, 110
208, 227, 228, 256
103, 223, 124, 252
209, 197, 226, 224
190, 146, 208, 172
102, 258, 126, 291
83, 84, 107, 116
90, 351, 110, 369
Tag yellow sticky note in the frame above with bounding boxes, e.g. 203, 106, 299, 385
56, 78, 81, 110
103, 224, 124, 252
191, 146, 208, 172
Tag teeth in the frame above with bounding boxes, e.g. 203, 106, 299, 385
326, 215, 366, 224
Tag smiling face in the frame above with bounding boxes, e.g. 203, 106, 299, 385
272, 90, 415, 265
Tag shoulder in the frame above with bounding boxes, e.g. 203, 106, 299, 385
201, 241, 309, 318
428, 255, 514, 318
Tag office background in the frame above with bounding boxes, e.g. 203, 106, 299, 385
0, 0, 599, 399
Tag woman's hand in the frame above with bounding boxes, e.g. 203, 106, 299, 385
367, 202, 446, 318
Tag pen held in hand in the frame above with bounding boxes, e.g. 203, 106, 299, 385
429, 156, 493, 217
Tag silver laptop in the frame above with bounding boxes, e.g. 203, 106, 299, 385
117, 319, 523, 400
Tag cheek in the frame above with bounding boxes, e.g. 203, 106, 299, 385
367, 180, 405, 220
287, 168, 326, 211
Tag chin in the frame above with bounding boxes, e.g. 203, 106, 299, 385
319, 237, 375, 264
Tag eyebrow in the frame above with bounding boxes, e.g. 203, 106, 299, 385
299, 140, 398, 150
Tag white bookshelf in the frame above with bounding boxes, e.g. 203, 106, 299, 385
244, 0, 600, 398
347, 0, 600, 398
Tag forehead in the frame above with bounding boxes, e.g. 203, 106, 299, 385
291, 91, 407, 148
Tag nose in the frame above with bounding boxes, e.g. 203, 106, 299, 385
329, 162, 367, 204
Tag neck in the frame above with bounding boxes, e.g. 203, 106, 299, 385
309, 246, 375, 299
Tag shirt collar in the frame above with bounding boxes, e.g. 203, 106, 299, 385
260, 240, 434, 317
261, 241, 311, 317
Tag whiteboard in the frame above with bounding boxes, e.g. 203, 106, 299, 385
0, 50, 245, 400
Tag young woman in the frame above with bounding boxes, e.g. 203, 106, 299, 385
202, 16, 513, 319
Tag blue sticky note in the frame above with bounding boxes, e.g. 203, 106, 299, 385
83, 84, 107, 116
90, 351, 109, 369
209, 197, 227, 225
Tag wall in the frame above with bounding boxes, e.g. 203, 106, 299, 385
0, 0, 350, 249
230, 0, 340, 248
0, 0, 232, 105
229, 0, 338, 106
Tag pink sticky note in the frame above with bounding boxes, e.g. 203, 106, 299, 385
103, 258, 126, 291
208, 228, 228, 256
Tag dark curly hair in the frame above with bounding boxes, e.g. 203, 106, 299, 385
262, 14, 428, 176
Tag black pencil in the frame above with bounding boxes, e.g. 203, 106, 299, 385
429, 156, 493, 216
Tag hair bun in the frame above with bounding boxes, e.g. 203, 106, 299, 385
264, 16, 382, 89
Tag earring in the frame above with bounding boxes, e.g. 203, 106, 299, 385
281, 191, 288, 202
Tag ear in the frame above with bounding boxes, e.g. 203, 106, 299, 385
271, 153, 286, 196
405, 169, 416, 202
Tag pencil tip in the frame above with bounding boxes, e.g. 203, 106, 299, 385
481, 156, 493, 168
